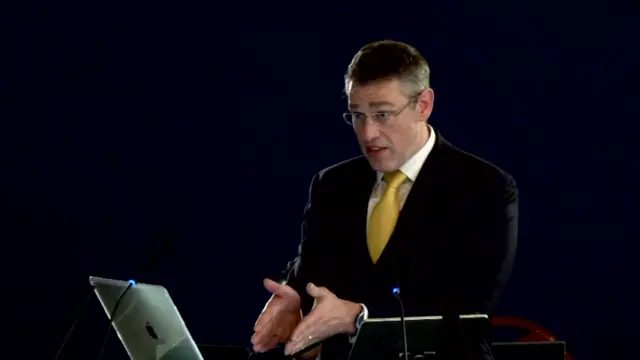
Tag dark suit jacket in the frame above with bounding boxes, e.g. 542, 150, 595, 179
283, 130, 519, 360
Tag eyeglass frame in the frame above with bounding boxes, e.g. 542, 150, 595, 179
342, 91, 424, 127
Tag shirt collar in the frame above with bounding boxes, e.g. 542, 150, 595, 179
377, 125, 436, 182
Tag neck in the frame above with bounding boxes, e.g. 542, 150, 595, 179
405, 124, 430, 162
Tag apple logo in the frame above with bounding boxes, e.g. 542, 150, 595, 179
145, 322, 159, 340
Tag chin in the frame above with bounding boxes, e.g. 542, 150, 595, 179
366, 158, 397, 173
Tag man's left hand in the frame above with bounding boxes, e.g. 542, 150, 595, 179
283, 283, 362, 356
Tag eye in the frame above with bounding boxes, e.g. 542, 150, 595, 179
373, 112, 391, 122
351, 112, 366, 121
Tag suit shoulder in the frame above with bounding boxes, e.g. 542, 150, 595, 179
315, 155, 369, 184
304, 156, 369, 207
445, 143, 517, 196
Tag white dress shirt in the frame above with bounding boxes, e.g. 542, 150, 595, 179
366, 125, 436, 230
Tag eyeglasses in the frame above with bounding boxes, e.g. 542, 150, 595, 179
342, 93, 421, 127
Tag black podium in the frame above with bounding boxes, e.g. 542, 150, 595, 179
349, 314, 490, 360
198, 345, 250, 360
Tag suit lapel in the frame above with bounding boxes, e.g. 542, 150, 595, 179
355, 165, 377, 233
342, 156, 376, 264
386, 131, 450, 255
345, 158, 377, 265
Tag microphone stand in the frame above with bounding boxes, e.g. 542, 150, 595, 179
52, 230, 179, 360
391, 256, 409, 360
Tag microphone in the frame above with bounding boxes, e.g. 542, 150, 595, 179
95, 279, 137, 360
392, 287, 409, 360
52, 280, 137, 360
51, 230, 178, 360
52, 284, 96, 360
390, 255, 409, 360
95, 230, 178, 360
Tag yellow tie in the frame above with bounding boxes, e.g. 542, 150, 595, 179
367, 171, 407, 264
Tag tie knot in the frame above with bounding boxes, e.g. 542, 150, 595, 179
383, 171, 407, 190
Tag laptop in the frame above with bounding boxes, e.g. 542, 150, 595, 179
89, 276, 204, 360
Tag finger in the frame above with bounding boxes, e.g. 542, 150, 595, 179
250, 329, 268, 346
251, 321, 270, 343
285, 314, 316, 355
285, 334, 316, 356
265, 278, 301, 302
255, 294, 286, 331
263, 278, 282, 294
254, 305, 275, 331
290, 321, 311, 345
253, 310, 293, 347
252, 312, 277, 343
252, 334, 278, 352
284, 338, 303, 356
253, 334, 279, 353
253, 321, 288, 353
254, 314, 266, 331
251, 322, 276, 346
305, 282, 329, 298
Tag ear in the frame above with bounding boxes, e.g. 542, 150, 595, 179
417, 88, 434, 121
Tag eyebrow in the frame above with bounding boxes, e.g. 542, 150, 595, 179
348, 101, 396, 110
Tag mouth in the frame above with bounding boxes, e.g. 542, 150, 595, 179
365, 146, 388, 155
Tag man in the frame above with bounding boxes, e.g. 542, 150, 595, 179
251, 40, 518, 360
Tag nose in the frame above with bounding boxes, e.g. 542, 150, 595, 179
360, 120, 380, 142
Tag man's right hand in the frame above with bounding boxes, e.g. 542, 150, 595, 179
251, 278, 302, 353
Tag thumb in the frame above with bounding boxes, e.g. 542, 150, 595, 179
306, 282, 330, 298
263, 278, 283, 294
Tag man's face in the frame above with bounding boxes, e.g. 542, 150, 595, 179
347, 79, 434, 173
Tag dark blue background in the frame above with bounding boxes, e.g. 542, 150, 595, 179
2, 1, 638, 359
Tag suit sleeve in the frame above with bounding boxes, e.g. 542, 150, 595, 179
455, 174, 519, 315
281, 172, 329, 315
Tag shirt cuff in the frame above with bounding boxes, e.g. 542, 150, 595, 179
348, 303, 369, 344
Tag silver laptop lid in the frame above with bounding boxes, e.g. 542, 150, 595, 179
89, 276, 203, 360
